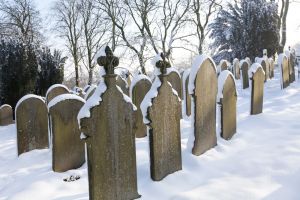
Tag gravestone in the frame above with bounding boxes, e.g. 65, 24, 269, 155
131, 76, 152, 138
218, 60, 228, 75
260, 59, 268, 82
79, 46, 140, 200
84, 85, 97, 100
269, 58, 274, 79
116, 75, 129, 96
189, 56, 217, 156
167, 70, 182, 99
233, 59, 240, 79
184, 72, 191, 117
0, 104, 13, 126
280, 54, 290, 89
241, 60, 250, 89
143, 54, 182, 181
217, 71, 237, 140
289, 55, 296, 83
16, 95, 49, 156
46, 84, 70, 104
48, 94, 85, 172
249, 64, 265, 115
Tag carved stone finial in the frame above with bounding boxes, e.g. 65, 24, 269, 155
97, 46, 119, 75
155, 53, 171, 75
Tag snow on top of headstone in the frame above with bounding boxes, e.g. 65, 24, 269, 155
15, 94, 45, 112
84, 84, 97, 100
0, 104, 12, 109
46, 84, 69, 98
93, 46, 107, 64
217, 70, 237, 102
77, 81, 107, 126
116, 86, 137, 111
140, 76, 162, 124
48, 93, 85, 110
166, 67, 181, 77
129, 74, 151, 98
278, 53, 287, 68
188, 55, 216, 95
233, 58, 239, 65
217, 59, 228, 73
245, 57, 251, 65
248, 63, 265, 78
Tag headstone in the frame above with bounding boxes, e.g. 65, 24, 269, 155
79, 46, 140, 200
46, 84, 70, 104
116, 75, 129, 96
182, 70, 192, 117
167, 70, 182, 99
142, 54, 182, 181
188, 56, 217, 156
279, 54, 290, 89
289, 54, 296, 83
260, 59, 268, 82
241, 60, 250, 89
269, 58, 274, 79
249, 64, 265, 115
84, 85, 97, 100
233, 59, 240, 79
218, 60, 228, 75
48, 94, 85, 172
0, 104, 13, 126
217, 71, 237, 140
130, 75, 152, 138
16, 95, 49, 156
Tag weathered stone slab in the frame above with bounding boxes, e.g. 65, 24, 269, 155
0, 104, 13, 126
218, 71, 237, 140
116, 75, 129, 96
249, 64, 265, 115
241, 61, 250, 89
167, 70, 182, 99
16, 95, 49, 156
280, 54, 290, 89
288, 55, 296, 83
48, 94, 85, 172
46, 84, 70, 104
233, 59, 240, 79
131, 76, 151, 138
269, 58, 274, 79
260, 59, 268, 82
145, 75, 182, 181
189, 56, 217, 156
184, 74, 191, 116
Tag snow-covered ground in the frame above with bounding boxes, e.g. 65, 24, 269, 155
1, 68, 300, 200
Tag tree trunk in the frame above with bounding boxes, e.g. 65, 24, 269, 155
279, 0, 289, 53
138, 55, 147, 75
88, 68, 93, 85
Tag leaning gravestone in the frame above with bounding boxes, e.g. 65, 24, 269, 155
0, 104, 14, 126
249, 64, 265, 115
141, 53, 182, 181
188, 56, 217, 156
167, 69, 182, 99
130, 75, 152, 138
240, 60, 250, 89
116, 75, 130, 96
233, 58, 240, 79
16, 95, 49, 156
182, 69, 191, 117
269, 58, 274, 79
217, 71, 237, 140
78, 46, 140, 200
46, 84, 70, 104
279, 54, 290, 89
48, 94, 85, 172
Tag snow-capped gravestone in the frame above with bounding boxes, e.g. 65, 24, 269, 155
78, 46, 140, 200
84, 85, 97, 100
48, 94, 85, 172
0, 104, 13, 126
167, 69, 182, 99
46, 84, 70, 104
269, 58, 274, 79
116, 75, 129, 96
217, 71, 237, 140
233, 58, 240, 79
279, 54, 290, 89
141, 53, 182, 181
260, 59, 268, 82
240, 60, 250, 89
130, 75, 152, 138
188, 56, 217, 156
288, 52, 296, 83
217, 60, 228, 75
182, 69, 191, 116
249, 64, 265, 115
16, 95, 48, 156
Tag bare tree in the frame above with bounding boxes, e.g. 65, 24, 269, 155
0, 0, 42, 44
53, 0, 82, 86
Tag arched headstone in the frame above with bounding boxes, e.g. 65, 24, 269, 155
0, 104, 13, 126
48, 94, 85, 172
279, 54, 290, 89
249, 64, 265, 115
233, 59, 240, 79
188, 56, 217, 156
79, 47, 140, 200
46, 84, 70, 104
116, 75, 129, 96
240, 60, 250, 89
16, 95, 48, 156
217, 60, 228, 75
217, 71, 237, 140
130, 75, 152, 138
167, 70, 182, 99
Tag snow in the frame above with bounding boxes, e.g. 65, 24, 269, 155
217, 59, 229, 73
0, 104, 12, 110
15, 94, 45, 113
248, 63, 265, 78
3, 68, 300, 199
129, 74, 151, 98
217, 70, 237, 102
45, 84, 69, 98
47, 94, 86, 110
116, 86, 137, 111
188, 55, 217, 95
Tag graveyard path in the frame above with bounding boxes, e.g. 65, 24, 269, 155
1, 69, 300, 199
